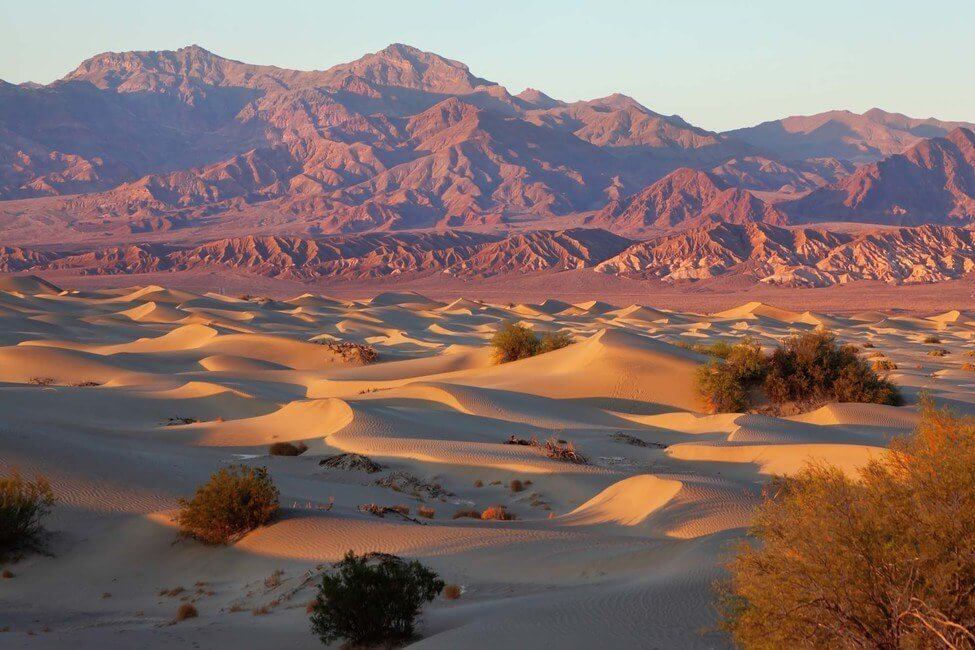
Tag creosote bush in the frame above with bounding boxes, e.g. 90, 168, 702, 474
268, 441, 308, 456
1, 470, 55, 557
491, 322, 571, 364
175, 465, 279, 545
309, 551, 443, 647
719, 400, 975, 648
696, 331, 902, 414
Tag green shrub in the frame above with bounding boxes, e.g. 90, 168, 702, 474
0, 471, 55, 557
719, 401, 975, 648
491, 322, 572, 363
696, 331, 901, 413
695, 338, 768, 413
764, 331, 901, 408
175, 465, 279, 545
309, 551, 443, 646
539, 330, 573, 354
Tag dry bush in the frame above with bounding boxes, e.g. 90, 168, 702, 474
1, 470, 55, 557
872, 358, 898, 372
309, 551, 443, 646
543, 436, 587, 464
862, 341, 875, 348
923, 334, 943, 344
481, 505, 515, 521
719, 400, 975, 648
509, 479, 524, 493
175, 603, 198, 622
2, 569, 13, 579
28, 377, 55, 386
927, 348, 949, 357
473, 479, 483, 488
316, 340, 378, 365
417, 506, 435, 519
175, 465, 279, 545
963, 363, 975, 372
452, 509, 482, 520
442, 584, 462, 600
264, 569, 284, 589
268, 441, 308, 456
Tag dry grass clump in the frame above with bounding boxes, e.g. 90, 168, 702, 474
923, 334, 943, 344
175, 603, 198, 622
316, 340, 379, 365
175, 465, 279, 545
309, 551, 443, 647
962, 362, 975, 372
543, 436, 587, 464
264, 569, 284, 589
1, 470, 55, 557
268, 441, 308, 456
27, 377, 56, 386
417, 506, 435, 519
927, 348, 949, 357
473, 479, 483, 488
480, 505, 515, 521
491, 321, 571, 364
696, 331, 902, 414
452, 508, 482, 520
442, 584, 462, 600
871, 358, 897, 371
719, 399, 975, 648
509, 479, 525, 493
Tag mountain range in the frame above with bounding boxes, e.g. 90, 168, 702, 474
2, 43, 975, 287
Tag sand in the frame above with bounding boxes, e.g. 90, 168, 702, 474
2, 279, 973, 648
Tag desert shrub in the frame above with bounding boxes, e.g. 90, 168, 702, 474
923, 334, 943, 344
539, 330, 573, 354
719, 400, 975, 648
481, 505, 515, 521
0, 471, 55, 557
927, 348, 948, 357
862, 341, 875, 348
764, 331, 901, 408
491, 321, 540, 363
268, 441, 308, 456
175, 603, 198, 622
509, 479, 524, 493
491, 322, 572, 363
697, 332, 901, 413
175, 465, 279, 545
417, 506, 435, 519
309, 551, 443, 646
452, 508, 482, 520
871, 358, 897, 372
963, 362, 975, 372
443, 584, 462, 599
695, 338, 768, 412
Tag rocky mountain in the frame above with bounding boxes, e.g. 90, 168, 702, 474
726, 108, 975, 163
2, 44, 974, 248
587, 168, 787, 233
7, 224, 975, 287
787, 128, 975, 225
595, 221, 975, 285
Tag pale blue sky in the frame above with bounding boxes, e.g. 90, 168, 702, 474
2, 0, 972, 131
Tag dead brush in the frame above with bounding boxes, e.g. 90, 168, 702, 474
543, 436, 587, 464
481, 505, 515, 521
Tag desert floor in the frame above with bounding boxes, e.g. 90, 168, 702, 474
1, 275, 974, 648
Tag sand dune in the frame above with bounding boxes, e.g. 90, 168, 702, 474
0, 287, 961, 648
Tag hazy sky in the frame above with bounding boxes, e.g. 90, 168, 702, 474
2, 0, 972, 132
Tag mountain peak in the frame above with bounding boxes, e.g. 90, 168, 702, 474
324, 44, 494, 94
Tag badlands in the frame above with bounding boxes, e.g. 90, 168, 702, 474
1, 275, 974, 648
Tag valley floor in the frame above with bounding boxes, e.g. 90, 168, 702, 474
1, 275, 974, 648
